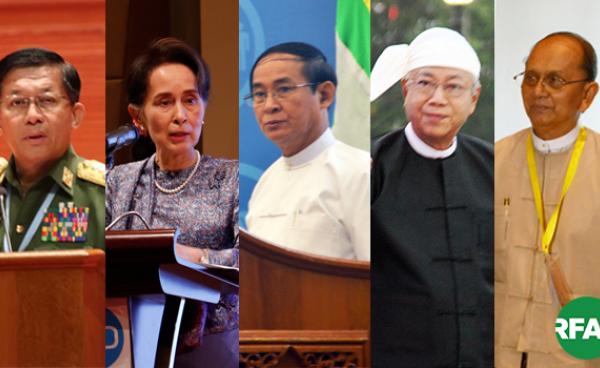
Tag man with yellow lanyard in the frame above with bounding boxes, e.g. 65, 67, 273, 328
495, 32, 600, 368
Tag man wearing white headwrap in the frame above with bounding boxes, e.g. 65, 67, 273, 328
371, 27, 493, 367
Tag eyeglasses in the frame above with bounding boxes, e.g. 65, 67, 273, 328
244, 83, 316, 106
406, 78, 471, 98
0, 94, 68, 116
513, 71, 590, 91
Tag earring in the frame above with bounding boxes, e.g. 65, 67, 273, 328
138, 124, 146, 136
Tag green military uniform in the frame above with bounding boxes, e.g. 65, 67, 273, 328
0, 146, 105, 251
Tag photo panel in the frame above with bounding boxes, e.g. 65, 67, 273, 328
0, 0, 106, 366
105, 0, 239, 367
370, 1, 494, 366
495, 0, 600, 366
239, 0, 371, 366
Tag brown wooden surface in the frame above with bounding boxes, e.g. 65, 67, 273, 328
240, 229, 371, 366
200, 0, 239, 160
105, 229, 238, 297
0, 249, 105, 367
0, 0, 106, 162
105, 228, 177, 296
240, 229, 370, 330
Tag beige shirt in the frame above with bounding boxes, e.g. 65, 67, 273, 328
495, 127, 600, 368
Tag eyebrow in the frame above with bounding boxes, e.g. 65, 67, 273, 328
414, 71, 467, 82
252, 77, 296, 89
152, 89, 199, 98
524, 68, 565, 75
6, 86, 56, 95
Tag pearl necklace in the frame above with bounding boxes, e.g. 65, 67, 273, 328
154, 150, 201, 194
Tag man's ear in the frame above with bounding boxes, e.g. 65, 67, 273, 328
317, 81, 336, 109
579, 81, 599, 113
72, 102, 85, 129
401, 79, 408, 98
468, 84, 482, 115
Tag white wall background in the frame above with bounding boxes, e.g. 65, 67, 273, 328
495, 0, 600, 141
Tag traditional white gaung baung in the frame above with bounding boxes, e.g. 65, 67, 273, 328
246, 128, 370, 261
371, 27, 481, 101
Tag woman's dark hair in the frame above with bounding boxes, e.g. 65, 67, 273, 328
126, 37, 210, 105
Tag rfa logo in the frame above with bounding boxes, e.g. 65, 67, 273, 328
556, 318, 600, 340
555, 297, 600, 360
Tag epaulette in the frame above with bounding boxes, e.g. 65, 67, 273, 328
77, 159, 105, 187
0, 157, 8, 183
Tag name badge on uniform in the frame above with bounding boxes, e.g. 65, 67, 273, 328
40, 202, 90, 243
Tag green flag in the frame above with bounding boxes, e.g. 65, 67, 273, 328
333, 0, 370, 151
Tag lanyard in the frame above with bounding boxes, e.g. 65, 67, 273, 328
2, 183, 59, 252
526, 127, 586, 255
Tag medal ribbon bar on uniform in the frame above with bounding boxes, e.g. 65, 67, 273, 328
41, 202, 90, 243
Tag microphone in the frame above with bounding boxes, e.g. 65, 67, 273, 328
106, 124, 140, 156
0, 187, 13, 253
105, 211, 151, 231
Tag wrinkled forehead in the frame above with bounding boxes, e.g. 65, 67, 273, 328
407, 66, 475, 83
1, 65, 64, 96
256, 52, 304, 67
252, 53, 306, 85
526, 36, 585, 72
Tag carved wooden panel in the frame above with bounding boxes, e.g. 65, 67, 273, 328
299, 350, 361, 368
240, 330, 370, 368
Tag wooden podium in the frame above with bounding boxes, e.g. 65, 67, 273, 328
240, 229, 370, 367
0, 249, 105, 367
106, 229, 239, 367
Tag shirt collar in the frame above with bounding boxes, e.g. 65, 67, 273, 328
404, 122, 457, 159
283, 128, 336, 168
531, 124, 580, 154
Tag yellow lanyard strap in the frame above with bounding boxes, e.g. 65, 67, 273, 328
526, 127, 587, 255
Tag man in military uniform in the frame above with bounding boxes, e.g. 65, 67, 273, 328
0, 48, 104, 251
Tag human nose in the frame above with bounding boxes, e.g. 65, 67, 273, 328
532, 79, 550, 96
525, 77, 549, 97
427, 83, 448, 104
262, 91, 281, 113
173, 101, 188, 124
24, 99, 44, 124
